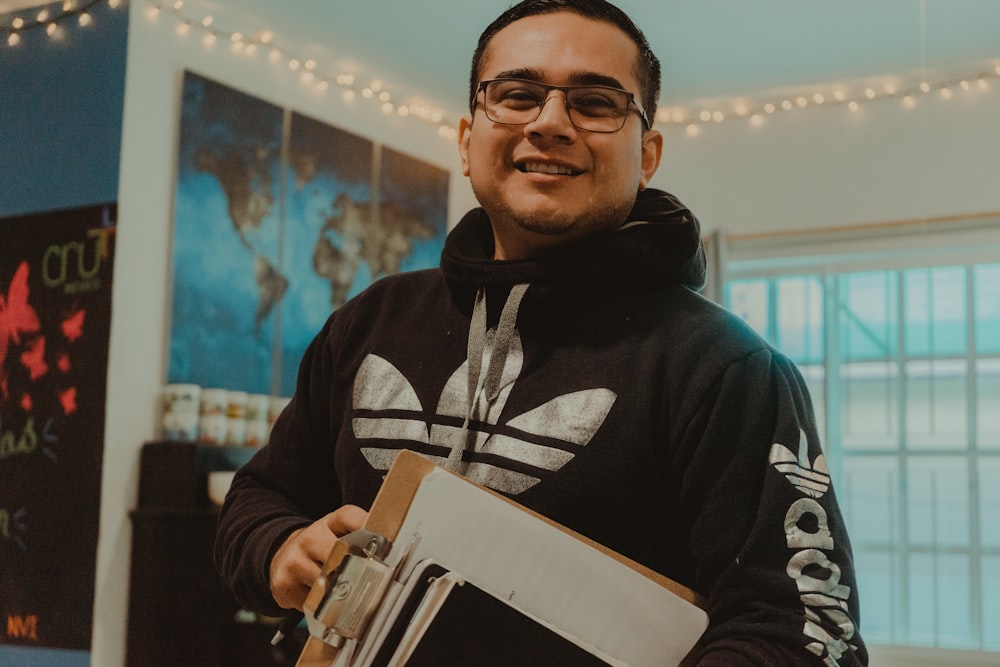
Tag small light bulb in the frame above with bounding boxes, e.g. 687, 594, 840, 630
884, 84, 896, 96
63, 0, 76, 11
960, 80, 970, 91
108, 0, 123, 8
317, 80, 329, 92
398, 106, 409, 117
244, 43, 256, 56
362, 88, 374, 99
995, 64, 1000, 76
749, 114, 764, 127
202, 32, 216, 47
269, 48, 281, 62
813, 93, 825, 105
305, 59, 317, 71
699, 110, 711, 122
733, 103, 748, 116
920, 81, 931, 93
173, 1, 184, 10
848, 101, 859, 112
381, 102, 394, 114
37, 9, 49, 22
795, 97, 808, 108
903, 95, 916, 108
342, 89, 356, 103
7, 33, 21, 46
288, 58, 300, 71
685, 124, 701, 137
431, 111, 443, 123
201, 16, 213, 27
670, 109, 685, 123
781, 100, 792, 111
833, 90, 846, 102
12, 17, 24, 28
864, 88, 876, 99
146, 6, 160, 19
940, 87, 953, 99
371, 79, 383, 92
978, 77, 989, 91
176, 21, 190, 35
763, 103, 776, 114
712, 111, 724, 122
379, 91, 391, 102
259, 31, 273, 44
78, 12, 92, 26
46, 23, 57, 36
230, 32, 242, 43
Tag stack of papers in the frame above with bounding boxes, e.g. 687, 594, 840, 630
311, 458, 708, 667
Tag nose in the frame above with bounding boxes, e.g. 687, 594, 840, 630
524, 92, 577, 139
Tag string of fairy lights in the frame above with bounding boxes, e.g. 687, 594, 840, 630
1, 0, 125, 44
3, 0, 998, 139
663, 62, 1000, 137
139, 0, 462, 140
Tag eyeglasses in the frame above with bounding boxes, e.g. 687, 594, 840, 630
475, 78, 651, 133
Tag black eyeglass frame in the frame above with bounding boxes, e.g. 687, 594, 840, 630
474, 78, 652, 132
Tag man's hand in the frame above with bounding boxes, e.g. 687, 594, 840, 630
268, 504, 369, 610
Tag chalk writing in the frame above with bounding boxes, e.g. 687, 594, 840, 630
0, 416, 37, 461
41, 229, 111, 294
0, 506, 27, 551
6, 614, 39, 641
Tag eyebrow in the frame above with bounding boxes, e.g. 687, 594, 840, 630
490, 68, 628, 91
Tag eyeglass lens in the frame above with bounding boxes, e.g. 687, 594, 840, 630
483, 79, 633, 132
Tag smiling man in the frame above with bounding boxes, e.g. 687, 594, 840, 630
215, 1, 868, 665
459, 9, 661, 259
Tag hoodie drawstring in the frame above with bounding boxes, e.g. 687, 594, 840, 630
445, 283, 529, 472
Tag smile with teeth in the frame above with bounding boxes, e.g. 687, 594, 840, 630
518, 161, 581, 175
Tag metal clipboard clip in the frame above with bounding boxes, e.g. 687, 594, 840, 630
303, 528, 394, 648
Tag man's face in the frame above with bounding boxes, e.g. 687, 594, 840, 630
459, 11, 662, 260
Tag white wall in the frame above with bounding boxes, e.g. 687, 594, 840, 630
652, 85, 1000, 235
96, 7, 1000, 667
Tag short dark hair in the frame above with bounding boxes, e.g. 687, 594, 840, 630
469, 0, 661, 125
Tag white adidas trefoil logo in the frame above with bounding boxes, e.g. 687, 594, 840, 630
352, 330, 616, 495
770, 429, 858, 666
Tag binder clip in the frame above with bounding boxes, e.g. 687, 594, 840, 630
304, 528, 394, 648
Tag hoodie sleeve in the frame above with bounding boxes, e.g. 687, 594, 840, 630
675, 347, 867, 666
213, 313, 344, 617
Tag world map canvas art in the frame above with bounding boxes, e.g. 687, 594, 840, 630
169, 72, 449, 396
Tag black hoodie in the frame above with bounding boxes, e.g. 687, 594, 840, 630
216, 189, 867, 666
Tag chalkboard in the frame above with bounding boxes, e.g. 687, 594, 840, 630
0, 203, 116, 651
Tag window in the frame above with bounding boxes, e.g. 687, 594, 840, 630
722, 219, 1000, 651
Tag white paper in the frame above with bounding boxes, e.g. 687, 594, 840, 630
375, 469, 708, 667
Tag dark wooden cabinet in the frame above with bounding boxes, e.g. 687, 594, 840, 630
125, 442, 304, 666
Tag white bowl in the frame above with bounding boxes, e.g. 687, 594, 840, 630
207, 470, 236, 507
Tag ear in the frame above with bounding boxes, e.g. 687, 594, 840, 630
638, 128, 663, 191
458, 116, 473, 177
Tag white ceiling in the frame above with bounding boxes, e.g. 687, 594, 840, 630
5, 0, 999, 120
191, 0, 1000, 114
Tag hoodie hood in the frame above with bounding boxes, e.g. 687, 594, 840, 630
437, 188, 706, 473
440, 188, 707, 296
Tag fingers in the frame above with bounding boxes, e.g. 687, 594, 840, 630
324, 504, 368, 537
268, 505, 371, 610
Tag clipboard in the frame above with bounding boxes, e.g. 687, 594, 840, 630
295, 450, 708, 666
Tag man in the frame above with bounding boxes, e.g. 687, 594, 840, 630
215, 1, 867, 664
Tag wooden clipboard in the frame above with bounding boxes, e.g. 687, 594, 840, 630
295, 450, 707, 666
